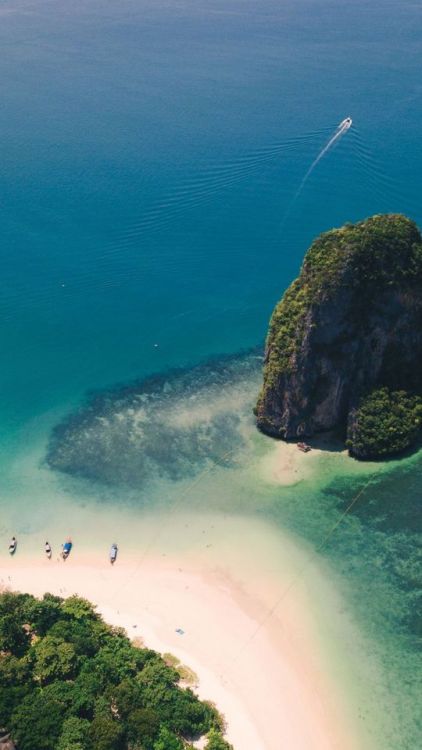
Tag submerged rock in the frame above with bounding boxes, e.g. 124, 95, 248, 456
256, 214, 422, 459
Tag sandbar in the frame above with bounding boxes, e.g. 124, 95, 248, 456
1, 535, 363, 750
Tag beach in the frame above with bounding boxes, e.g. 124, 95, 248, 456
1, 509, 365, 750
0, 2, 420, 749
258, 432, 348, 486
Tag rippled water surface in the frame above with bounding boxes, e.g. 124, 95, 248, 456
0, 1, 421, 748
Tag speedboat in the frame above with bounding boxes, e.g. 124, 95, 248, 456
8, 537, 17, 555
62, 539, 72, 560
45, 541, 52, 559
110, 543, 118, 564
339, 116, 352, 129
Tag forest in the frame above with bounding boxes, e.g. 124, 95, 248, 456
0, 591, 233, 750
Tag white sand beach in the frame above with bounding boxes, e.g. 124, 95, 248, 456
0, 519, 365, 750
258, 432, 346, 486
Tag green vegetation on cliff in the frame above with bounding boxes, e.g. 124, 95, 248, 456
347, 388, 422, 459
256, 214, 422, 458
261, 214, 422, 385
0, 591, 233, 750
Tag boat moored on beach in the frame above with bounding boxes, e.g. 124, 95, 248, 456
8, 537, 17, 555
110, 543, 118, 564
45, 541, 52, 559
62, 539, 72, 560
297, 442, 311, 453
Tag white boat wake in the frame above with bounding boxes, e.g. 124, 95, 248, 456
281, 117, 353, 227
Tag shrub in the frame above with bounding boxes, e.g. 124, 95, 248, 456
347, 388, 422, 458
0, 591, 226, 750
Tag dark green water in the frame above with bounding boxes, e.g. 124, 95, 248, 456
276, 464, 421, 749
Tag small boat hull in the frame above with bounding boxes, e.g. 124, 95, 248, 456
8, 538, 17, 555
62, 540, 72, 560
297, 442, 311, 453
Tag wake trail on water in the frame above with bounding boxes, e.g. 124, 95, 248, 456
351, 129, 416, 211
101, 128, 328, 253
280, 117, 353, 228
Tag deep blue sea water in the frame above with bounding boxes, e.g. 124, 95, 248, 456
1, 0, 421, 433
0, 3, 421, 747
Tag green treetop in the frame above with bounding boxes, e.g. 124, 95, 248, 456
0, 591, 231, 750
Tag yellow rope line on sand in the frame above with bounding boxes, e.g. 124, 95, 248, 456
231, 468, 382, 664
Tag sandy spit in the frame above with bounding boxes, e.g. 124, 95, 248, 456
1, 549, 359, 750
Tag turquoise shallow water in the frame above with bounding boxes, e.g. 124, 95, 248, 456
2, 352, 421, 749
0, 1, 421, 748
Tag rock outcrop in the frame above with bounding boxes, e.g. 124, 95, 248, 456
255, 214, 422, 458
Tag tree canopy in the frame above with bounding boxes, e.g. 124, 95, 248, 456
347, 388, 422, 459
0, 591, 230, 750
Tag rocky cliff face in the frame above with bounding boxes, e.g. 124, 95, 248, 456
255, 215, 422, 457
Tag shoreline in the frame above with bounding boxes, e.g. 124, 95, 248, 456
1, 544, 364, 750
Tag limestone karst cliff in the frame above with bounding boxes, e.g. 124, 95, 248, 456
255, 214, 422, 459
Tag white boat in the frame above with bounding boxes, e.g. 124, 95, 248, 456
45, 541, 52, 559
8, 537, 17, 555
110, 543, 118, 564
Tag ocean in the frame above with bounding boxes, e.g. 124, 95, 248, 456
0, 1, 421, 747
